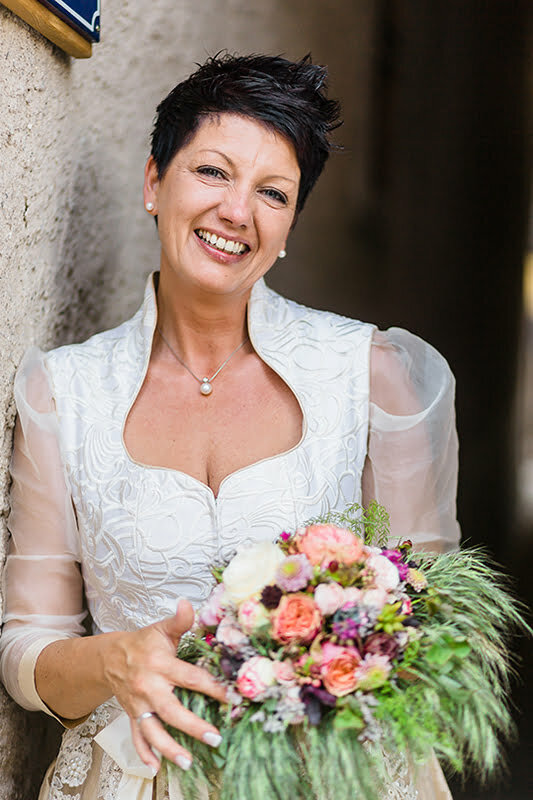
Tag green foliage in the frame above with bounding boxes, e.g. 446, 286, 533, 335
375, 602, 406, 633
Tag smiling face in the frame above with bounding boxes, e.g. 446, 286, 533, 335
144, 113, 300, 300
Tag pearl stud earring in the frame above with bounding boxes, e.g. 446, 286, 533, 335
145, 202, 154, 212
278, 249, 287, 259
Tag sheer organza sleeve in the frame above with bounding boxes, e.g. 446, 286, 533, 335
362, 328, 461, 553
0, 347, 86, 714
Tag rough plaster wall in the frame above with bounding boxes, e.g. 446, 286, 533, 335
0, 3, 375, 797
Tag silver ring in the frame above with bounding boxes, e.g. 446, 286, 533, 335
136, 711, 158, 726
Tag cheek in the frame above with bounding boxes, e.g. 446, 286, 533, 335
260, 215, 292, 251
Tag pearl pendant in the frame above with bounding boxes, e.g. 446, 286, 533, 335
200, 379, 212, 396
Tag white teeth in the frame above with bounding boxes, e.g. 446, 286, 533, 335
197, 229, 246, 255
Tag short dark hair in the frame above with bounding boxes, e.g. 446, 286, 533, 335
150, 53, 342, 215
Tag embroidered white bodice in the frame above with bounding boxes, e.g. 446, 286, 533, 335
0, 274, 459, 800
45, 275, 374, 631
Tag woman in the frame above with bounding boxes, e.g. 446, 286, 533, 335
0, 54, 459, 799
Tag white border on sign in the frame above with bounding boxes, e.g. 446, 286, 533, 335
50, 0, 100, 33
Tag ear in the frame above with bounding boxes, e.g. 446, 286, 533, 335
143, 155, 160, 213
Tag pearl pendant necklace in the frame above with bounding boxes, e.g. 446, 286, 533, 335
157, 327, 248, 396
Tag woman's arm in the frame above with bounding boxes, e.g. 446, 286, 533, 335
362, 328, 461, 552
0, 349, 225, 773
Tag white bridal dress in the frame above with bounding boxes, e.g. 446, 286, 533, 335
0, 274, 459, 800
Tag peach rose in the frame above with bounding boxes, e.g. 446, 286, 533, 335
320, 641, 361, 697
296, 525, 365, 568
271, 593, 322, 644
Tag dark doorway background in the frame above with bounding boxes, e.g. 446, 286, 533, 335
271, 2, 532, 797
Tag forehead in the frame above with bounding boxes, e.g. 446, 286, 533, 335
179, 112, 300, 176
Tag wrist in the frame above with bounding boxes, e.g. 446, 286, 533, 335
97, 630, 130, 695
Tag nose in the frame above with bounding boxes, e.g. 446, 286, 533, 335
217, 184, 253, 228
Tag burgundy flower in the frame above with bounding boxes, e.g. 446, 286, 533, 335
363, 632, 399, 659
219, 651, 246, 679
300, 684, 337, 725
261, 584, 283, 609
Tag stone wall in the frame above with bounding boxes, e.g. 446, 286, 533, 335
0, 3, 375, 796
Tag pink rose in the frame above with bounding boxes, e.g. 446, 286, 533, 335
367, 554, 400, 590
237, 598, 270, 633
320, 641, 361, 697
342, 586, 363, 608
273, 659, 296, 685
314, 582, 345, 616
271, 593, 322, 644
198, 583, 227, 628
360, 586, 390, 611
295, 525, 366, 568
236, 656, 276, 700
215, 617, 249, 650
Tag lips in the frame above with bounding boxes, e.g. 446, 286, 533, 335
195, 228, 250, 255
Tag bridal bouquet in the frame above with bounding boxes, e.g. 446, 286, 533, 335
167, 503, 529, 800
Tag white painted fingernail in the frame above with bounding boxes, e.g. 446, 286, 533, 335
149, 765, 158, 778
175, 754, 192, 770
202, 731, 222, 747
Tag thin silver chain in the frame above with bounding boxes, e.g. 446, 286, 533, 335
157, 326, 248, 389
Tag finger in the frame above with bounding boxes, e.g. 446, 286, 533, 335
129, 718, 160, 773
154, 697, 222, 748
172, 660, 228, 704
158, 599, 195, 644
137, 714, 194, 769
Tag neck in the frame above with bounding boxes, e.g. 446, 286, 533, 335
154, 268, 252, 368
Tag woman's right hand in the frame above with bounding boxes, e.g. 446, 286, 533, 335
102, 598, 228, 773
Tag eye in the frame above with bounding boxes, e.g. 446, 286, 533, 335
261, 187, 288, 206
197, 165, 226, 179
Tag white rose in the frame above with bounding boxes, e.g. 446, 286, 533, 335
367, 554, 400, 591
223, 541, 285, 604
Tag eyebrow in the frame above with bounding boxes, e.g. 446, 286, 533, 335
197, 149, 298, 185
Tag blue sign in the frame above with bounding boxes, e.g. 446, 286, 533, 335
38, 1, 100, 42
